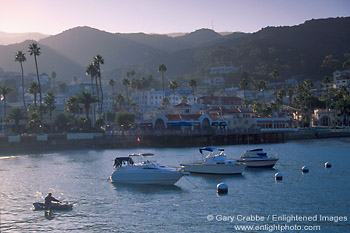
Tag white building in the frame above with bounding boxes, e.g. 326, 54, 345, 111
333, 70, 350, 89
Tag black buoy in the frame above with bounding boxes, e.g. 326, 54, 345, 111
325, 162, 332, 168
217, 183, 228, 194
275, 172, 283, 180
302, 166, 309, 173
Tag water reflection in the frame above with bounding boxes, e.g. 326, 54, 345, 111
44, 210, 55, 220
111, 182, 183, 194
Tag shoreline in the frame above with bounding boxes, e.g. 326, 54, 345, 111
1, 129, 350, 155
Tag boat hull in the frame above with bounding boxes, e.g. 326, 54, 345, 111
180, 163, 246, 175
237, 158, 278, 168
110, 167, 184, 185
32, 202, 73, 211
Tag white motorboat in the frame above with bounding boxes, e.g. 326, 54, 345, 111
180, 147, 246, 175
110, 153, 187, 185
236, 148, 278, 168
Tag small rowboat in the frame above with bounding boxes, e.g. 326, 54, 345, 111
32, 202, 73, 211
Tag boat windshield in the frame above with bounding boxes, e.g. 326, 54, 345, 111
129, 153, 158, 166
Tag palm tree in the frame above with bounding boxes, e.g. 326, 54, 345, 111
44, 91, 56, 133
239, 78, 248, 99
168, 80, 179, 92
28, 42, 43, 132
29, 82, 40, 106
93, 54, 104, 115
86, 63, 98, 95
7, 107, 26, 134
115, 94, 125, 110
15, 51, 27, 112
286, 88, 294, 105
258, 80, 266, 103
122, 78, 130, 107
269, 70, 280, 100
0, 85, 15, 118
158, 64, 167, 102
322, 76, 331, 89
66, 95, 80, 118
188, 79, 197, 95
51, 71, 56, 93
79, 90, 99, 121
109, 79, 115, 104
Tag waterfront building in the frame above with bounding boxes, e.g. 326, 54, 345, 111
333, 69, 350, 89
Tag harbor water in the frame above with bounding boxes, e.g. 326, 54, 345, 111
1, 138, 349, 232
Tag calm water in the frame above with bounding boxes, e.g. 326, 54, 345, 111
1, 139, 349, 232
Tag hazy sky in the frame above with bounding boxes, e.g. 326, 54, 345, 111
1, 0, 349, 35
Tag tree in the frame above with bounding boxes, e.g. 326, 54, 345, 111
15, 51, 27, 113
109, 79, 116, 104
78, 90, 98, 120
0, 85, 15, 117
188, 79, 197, 96
343, 59, 350, 70
51, 71, 56, 93
86, 63, 98, 96
158, 64, 167, 102
28, 82, 40, 106
28, 42, 43, 133
239, 77, 248, 99
66, 95, 80, 117
322, 76, 331, 89
122, 78, 130, 107
168, 80, 179, 91
54, 112, 75, 133
45, 91, 56, 133
115, 94, 125, 110
269, 70, 279, 100
286, 88, 294, 105
258, 80, 266, 103
7, 107, 26, 134
115, 111, 136, 129
26, 110, 41, 134
93, 54, 104, 115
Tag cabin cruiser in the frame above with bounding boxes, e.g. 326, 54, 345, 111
236, 148, 278, 168
180, 147, 246, 175
110, 153, 187, 185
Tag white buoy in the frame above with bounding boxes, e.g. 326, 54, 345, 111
325, 162, 331, 168
217, 183, 228, 194
302, 166, 309, 173
275, 172, 283, 180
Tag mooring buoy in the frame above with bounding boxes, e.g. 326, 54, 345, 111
275, 172, 283, 180
217, 183, 228, 194
325, 162, 331, 168
302, 166, 309, 173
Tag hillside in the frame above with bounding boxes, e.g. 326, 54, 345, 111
0, 40, 84, 81
0, 17, 349, 86
0, 32, 49, 45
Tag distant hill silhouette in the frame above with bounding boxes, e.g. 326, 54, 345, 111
0, 17, 349, 85
0, 40, 84, 81
0, 32, 48, 45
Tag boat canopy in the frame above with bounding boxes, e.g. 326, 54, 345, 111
129, 153, 154, 157
247, 148, 263, 152
199, 147, 224, 154
114, 157, 133, 167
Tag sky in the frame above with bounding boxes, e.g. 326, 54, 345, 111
1, 0, 349, 35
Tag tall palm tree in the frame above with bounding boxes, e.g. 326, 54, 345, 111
28, 42, 43, 132
0, 86, 15, 118
44, 91, 56, 133
93, 55, 104, 115
168, 80, 179, 92
86, 63, 98, 96
322, 76, 331, 89
258, 80, 266, 103
29, 82, 40, 106
7, 107, 26, 134
115, 94, 125, 110
109, 79, 115, 104
79, 90, 99, 120
122, 78, 130, 107
239, 78, 248, 99
269, 70, 280, 100
51, 71, 56, 93
15, 51, 27, 112
158, 64, 167, 102
188, 79, 197, 95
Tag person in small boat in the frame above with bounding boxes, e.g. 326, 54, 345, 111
45, 193, 60, 210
